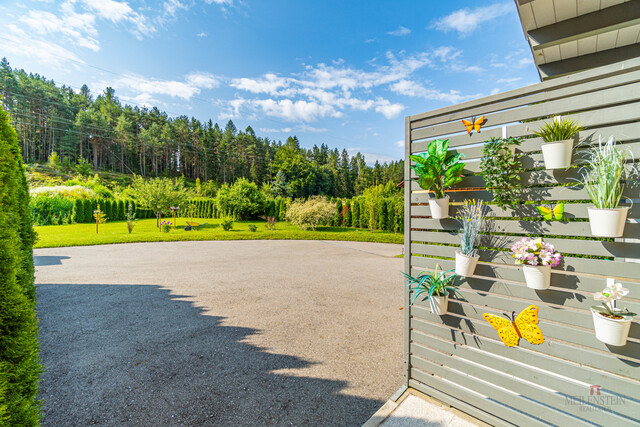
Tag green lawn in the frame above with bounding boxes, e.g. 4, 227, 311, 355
34, 218, 403, 248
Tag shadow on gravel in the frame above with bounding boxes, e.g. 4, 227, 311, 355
36, 283, 382, 426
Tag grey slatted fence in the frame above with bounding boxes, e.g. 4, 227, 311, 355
403, 57, 640, 427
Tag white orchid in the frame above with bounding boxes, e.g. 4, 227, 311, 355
593, 281, 632, 316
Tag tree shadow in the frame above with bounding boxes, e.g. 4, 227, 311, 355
36, 283, 384, 426
34, 255, 71, 266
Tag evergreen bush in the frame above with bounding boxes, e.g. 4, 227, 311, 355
0, 108, 41, 425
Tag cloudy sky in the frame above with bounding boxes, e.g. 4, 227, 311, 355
0, 0, 538, 164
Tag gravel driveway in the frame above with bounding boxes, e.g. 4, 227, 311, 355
35, 240, 404, 426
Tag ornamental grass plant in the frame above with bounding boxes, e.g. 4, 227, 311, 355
580, 136, 635, 209
402, 265, 460, 305
456, 199, 487, 257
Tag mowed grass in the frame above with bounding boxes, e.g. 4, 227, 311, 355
34, 218, 403, 248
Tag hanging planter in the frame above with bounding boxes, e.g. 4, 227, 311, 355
587, 206, 629, 237
533, 117, 584, 170
592, 281, 635, 346
541, 139, 573, 169
522, 264, 551, 289
580, 136, 636, 238
429, 196, 450, 219
402, 265, 461, 317
411, 139, 465, 221
511, 237, 562, 290
429, 295, 448, 316
455, 251, 480, 277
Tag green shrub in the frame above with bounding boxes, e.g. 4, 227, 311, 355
29, 194, 73, 225
248, 224, 257, 232
0, 108, 41, 425
221, 217, 234, 231
216, 178, 265, 220
352, 199, 360, 228
286, 196, 335, 231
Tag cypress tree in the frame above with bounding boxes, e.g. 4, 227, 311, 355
335, 199, 343, 226
71, 199, 82, 223
0, 108, 41, 425
117, 200, 125, 220
352, 199, 360, 228
344, 200, 352, 227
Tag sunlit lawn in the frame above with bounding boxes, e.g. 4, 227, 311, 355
34, 218, 403, 248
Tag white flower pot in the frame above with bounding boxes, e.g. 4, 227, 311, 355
591, 307, 633, 346
522, 264, 551, 289
455, 251, 480, 277
429, 295, 448, 316
541, 139, 573, 169
429, 197, 450, 219
587, 207, 629, 238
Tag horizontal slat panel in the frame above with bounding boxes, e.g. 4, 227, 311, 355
410, 344, 636, 426
410, 309, 640, 379
413, 81, 640, 141
411, 100, 640, 150
410, 229, 640, 258
410, 318, 640, 395
410, 201, 640, 220
410, 291, 640, 362
408, 379, 516, 427
411, 218, 640, 239
410, 360, 562, 426
410, 349, 596, 426
409, 327, 640, 421
410, 243, 640, 285
409, 63, 640, 129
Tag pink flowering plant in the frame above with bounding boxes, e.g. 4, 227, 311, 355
593, 282, 636, 317
510, 237, 562, 267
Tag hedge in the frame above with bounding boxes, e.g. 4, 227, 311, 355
0, 108, 41, 425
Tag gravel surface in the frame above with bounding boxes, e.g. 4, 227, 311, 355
35, 240, 404, 426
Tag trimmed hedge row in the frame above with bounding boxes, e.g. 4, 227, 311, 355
0, 108, 41, 425
71, 198, 154, 223
180, 196, 292, 221
336, 196, 404, 232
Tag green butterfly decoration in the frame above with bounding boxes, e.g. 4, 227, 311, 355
537, 203, 564, 221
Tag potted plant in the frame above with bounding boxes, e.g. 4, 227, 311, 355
402, 265, 460, 316
455, 199, 486, 276
410, 139, 464, 219
592, 281, 635, 346
480, 137, 523, 210
510, 237, 562, 289
533, 117, 585, 169
581, 136, 636, 237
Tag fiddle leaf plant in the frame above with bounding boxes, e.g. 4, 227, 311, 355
410, 139, 465, 199
480, 137, 523, 209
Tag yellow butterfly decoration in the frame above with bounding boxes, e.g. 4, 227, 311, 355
483, 305, 545, 347
461, 115, 485, 135
537, 203, 564, 221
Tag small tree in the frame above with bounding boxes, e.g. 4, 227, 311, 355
130, 176, 191, 228
363, 185, 384, 232
125, 202, 136, 234
48, 151, 62, 172
262, 215, 277, 232
216, 178, 265, 220
93, 204, 107, 233
271, 170, 291, 198
286, 196, 335, 231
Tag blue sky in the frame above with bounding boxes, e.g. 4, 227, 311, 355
0, 0, 539, 164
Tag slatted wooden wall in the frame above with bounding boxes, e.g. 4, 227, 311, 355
403, 57, 640, 426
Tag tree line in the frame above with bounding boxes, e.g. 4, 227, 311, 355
0, 58, 403, 198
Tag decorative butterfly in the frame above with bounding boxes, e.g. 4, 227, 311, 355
537, 203, 564, 221
461, 115, 485, 134
483, 305, 544, 347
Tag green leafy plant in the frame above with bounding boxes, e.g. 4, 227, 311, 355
286, 196, 335, 231
125, 202, 136, 234
160, 220, 172, 233
93, 204, 107, 233
402, 265, 460, 305
248, 224, 257, 232
580, 136, 636, 209
220, 217, 234, 231
456, 199, 487, 256
410, 139, 464, 199
480, 137, 523, 209
533, 117, 585, 142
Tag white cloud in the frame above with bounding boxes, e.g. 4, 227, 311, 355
396, 140, 404, 148
259, 127, 292, 133
497, 77, 522, 84
297, 124, 328, 133
347, 149, 400, 165
206, 0, 233, 4
387, 26, 411, 36
2, 23, 85, 68
20, 6, 100, 51
432, 2, 513, 36
231, 74, 290, 95
389, 79, 482, 105
106, 72, 221, 101
374, 99, 405, 119
252, 99, 342, 122
197, 32, 207, 37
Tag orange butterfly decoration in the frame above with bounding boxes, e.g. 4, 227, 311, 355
462, 115, 485, 134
